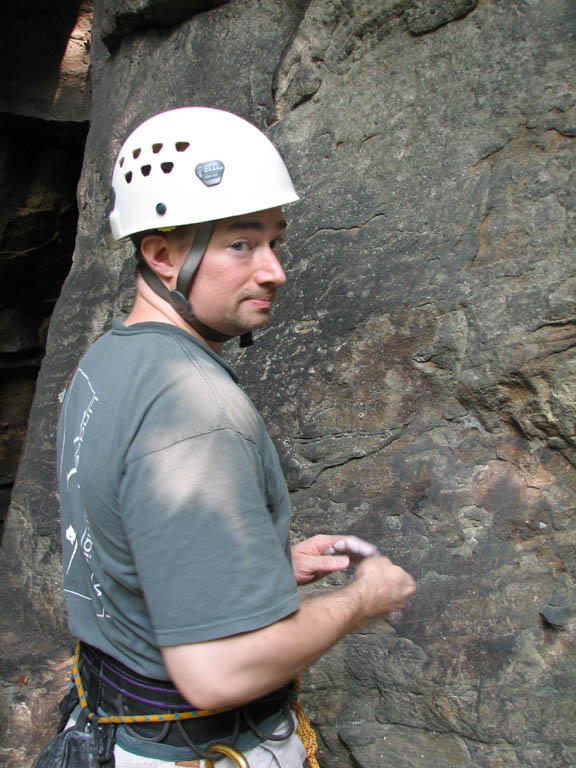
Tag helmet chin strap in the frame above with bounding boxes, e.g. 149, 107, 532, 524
138, 221, 254, 348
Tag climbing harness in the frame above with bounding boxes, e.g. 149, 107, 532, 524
34, 641, 320, 767
71, 641, 235, 725
58, 641, 321, 766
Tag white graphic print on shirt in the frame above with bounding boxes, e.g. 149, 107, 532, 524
60, 368, 107, 619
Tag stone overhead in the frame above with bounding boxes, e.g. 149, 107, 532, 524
97, 0, 231, 52
0, 0, 92, 123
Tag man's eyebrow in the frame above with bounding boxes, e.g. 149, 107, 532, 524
224, 219, 287, 232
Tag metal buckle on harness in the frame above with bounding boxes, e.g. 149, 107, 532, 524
206, 742, 250, 767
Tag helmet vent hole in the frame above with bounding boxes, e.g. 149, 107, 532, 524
175, 142, 189, 152
125, 171, 133, 184
152, 143, 163, 154
119, 157, 125, 168
141, 165, 152, 177
161, 162, 174, 174
132, 148, 141, 159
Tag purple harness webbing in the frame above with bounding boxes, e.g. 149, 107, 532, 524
83, 652, 191, 710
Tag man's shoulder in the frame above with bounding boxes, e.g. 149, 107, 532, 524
80, 321, 228, 382
98, 322, 263, 447
108, 319, 237, 378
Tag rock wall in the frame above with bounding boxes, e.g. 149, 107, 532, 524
1, 1, 574, 766
0, 0, 91, 542
0, 2, 91, 763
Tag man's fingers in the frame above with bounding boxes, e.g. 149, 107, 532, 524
296, 554, 350, 584
316, 554, 350, 572
325, 536, 378, 559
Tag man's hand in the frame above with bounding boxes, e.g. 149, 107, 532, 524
292, 534, 378, 585
351, 555, 416, 622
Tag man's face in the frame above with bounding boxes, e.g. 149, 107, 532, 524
187, 207, 287, 338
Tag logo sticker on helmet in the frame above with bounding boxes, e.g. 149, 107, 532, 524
195, 160, 225, 187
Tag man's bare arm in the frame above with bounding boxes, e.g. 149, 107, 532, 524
162, 555, 415, 709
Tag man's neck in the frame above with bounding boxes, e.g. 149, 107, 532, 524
125, 277, 224, 355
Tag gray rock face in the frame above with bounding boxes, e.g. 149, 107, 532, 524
1, 1, 574, 766
98, 0, 232, 52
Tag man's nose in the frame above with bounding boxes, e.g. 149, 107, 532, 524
256, 246, 287, 286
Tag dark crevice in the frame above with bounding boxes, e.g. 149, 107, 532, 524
0, 112, 87, 546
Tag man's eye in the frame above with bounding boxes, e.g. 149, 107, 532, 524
270, 239, 283, 250
231, 241, 250, 252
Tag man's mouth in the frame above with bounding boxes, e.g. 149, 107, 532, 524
243, 294, 275, 308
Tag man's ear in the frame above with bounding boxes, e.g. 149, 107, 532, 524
139, 234, 180, 284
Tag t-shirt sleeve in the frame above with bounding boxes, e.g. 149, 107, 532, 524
120, 427, 299, 646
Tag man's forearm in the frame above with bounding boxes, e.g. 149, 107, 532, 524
163, 586, 362, 709
162, 556, 415, 709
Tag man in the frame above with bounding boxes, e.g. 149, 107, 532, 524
54, 107, 415, 767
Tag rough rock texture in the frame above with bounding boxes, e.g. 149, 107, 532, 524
0, 1, 90, 543
1, 1, 575, 766
98, 0, 231, 52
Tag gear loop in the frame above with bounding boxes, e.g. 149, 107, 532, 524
241, 698, 295, 743
173, 708, 242, 760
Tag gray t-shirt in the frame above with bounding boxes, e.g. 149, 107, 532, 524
58, 318, 299, 679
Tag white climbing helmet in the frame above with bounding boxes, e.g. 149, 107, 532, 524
109, 106, 299, 240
